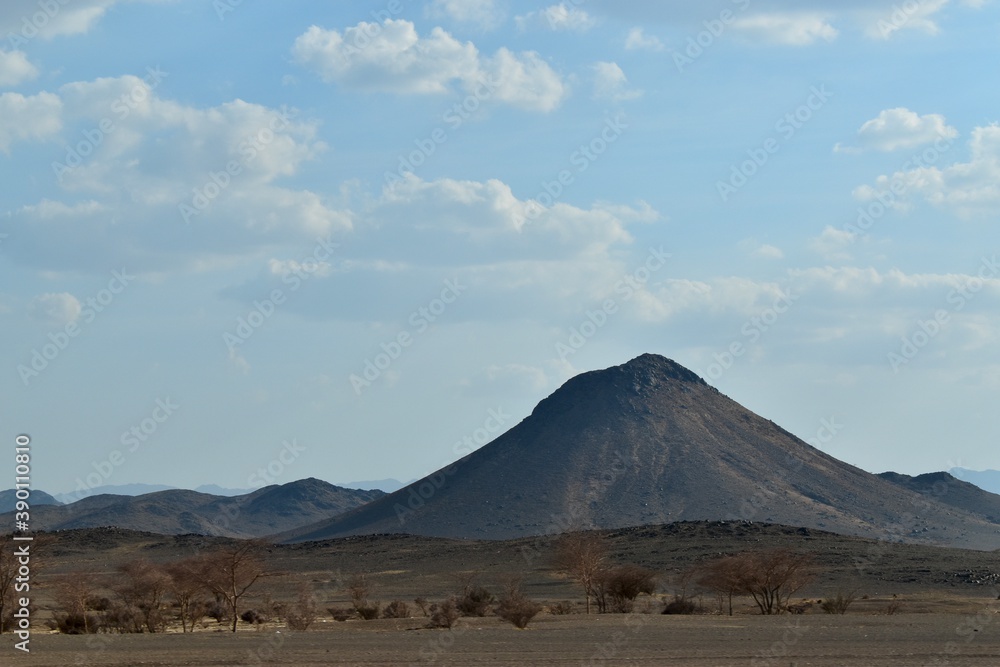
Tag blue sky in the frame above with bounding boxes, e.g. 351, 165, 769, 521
2, 0, 1000, 496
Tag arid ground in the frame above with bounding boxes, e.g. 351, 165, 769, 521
5, 613, 1000, 666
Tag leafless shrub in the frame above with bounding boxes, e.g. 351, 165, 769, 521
549, 601, 574, 615
192, 541, 271, 632
457, 585, 494, 617
552, 533, 607, 614
327, 607, 352, 622
427, 598, 461, 629
696, 549, 815, 616
597, 564, 658, 613
356, 603, 380, 620
886, 596, 903, 615
51, 575, 103, 634
383, 600, 410, 619
413, 597, 430, 617
662, 595, 697, 615
284, 584, 319, 631
820, 591, 857, 615
495, 579, 541, 629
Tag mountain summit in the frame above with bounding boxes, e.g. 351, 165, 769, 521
280, 354, 1000, 549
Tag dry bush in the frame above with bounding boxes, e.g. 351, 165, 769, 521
413, 597, 430, 617
111, 559, 172, 633
820, 591, 857, 615
662, 595, 697, 615
495, 580, 541, 629
164, 558, 210, 633
428, 598, 461, 629
886, 596, 903, 615
192, 542, 271, 632
327, 607, 352, 622
696, 549, 816, 616
284, 584, 319, 632
356, 603, 380, 620
51, 575, 103, 634
549, 601, 574, 615
457, 585, 494, 617
552, 533, 608, 614
383, 600, 410, 619
597, 565, 658, 613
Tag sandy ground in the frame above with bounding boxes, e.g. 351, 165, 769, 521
4, 613, 1000, 667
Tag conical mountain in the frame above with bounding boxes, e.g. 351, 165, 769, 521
280, 354, 1000, 549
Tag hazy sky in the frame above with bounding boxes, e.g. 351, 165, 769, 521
3, 0, 1000, 495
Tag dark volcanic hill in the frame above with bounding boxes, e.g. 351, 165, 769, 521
278, 354, 1000, 550
0, 478, 383, 538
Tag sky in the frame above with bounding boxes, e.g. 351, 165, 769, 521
2, 0, 1000, 497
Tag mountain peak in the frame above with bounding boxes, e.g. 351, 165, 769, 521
617, 353, 708, 386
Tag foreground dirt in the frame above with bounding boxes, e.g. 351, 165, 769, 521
5, 613, 1000, 667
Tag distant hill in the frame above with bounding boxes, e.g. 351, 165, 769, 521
950, 468, 1000, 495
335, 478, 408, 493
54, 483, 176, 504
277, 354, 1000, 550
1, 478, 383, 538
0, 489, 62, 513
879, 471, 1000, 523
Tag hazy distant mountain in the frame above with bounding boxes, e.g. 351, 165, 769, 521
278, 354, 1000, 550
879, 471, 1000, 523
0, 489, 62, 513
3, 478, 384, 538
336, 479, 408, 493
949, 468, 1000, 495
194, 484, 254, 497
54, 483, 175, 504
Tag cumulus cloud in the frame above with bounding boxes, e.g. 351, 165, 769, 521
586, 0, 985, 42
809, 226, 858, 261
591, 62, 642, 102
27, 292, 81, 325
624, 27, 665, 51
0, 49, 38, 86
7, 75, 348, 274
836, 108, 958, 153
292, 20, 567, 111
855, 124, 1000, 218
515, 3, 596, 32
427, 0, 507, 30
732, 13, 838, 45
0, 91, 61, 151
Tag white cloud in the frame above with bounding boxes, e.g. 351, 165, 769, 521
591, 61, 642, 102
427, 0, 506, 30
8, 76, 348, 274
732, 13, 839, 45
837, 108, 958, 153
753, 244, 785, 260
624, 27, 665, 52
0, 91, 61, 151
856, 124, 1000, 218
515, 3, 596, 32
0, 0, 164, 41
0, 49, 38, 86
292, 20, 567, 112
809, 226, 858, 261
27, 292, 81, 325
